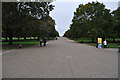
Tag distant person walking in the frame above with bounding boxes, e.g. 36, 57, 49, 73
103, 40, 107, 49
40, 39, 43, 47
43, 38, 47, 46
56, 37, 58, 40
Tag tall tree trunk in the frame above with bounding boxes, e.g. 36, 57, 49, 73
5, 36, 8, 42
113, 37, 115, 42
81, 39, 83, 43
24, 37, 26, 40
9, 36, 13, 45
17, 37, 20, 41
37, 37, 40, 41
92, 38, 94, 43
47, 37, 50, 40
34, 37, 36, 40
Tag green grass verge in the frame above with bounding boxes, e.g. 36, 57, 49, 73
75, 39, 93, 42
72, 38, 120, 48
1, 40, 40, 45
84, 43, 120, 48
1, 38, 54, 50
1, 40, 40, 50
2, 37, 55, 41
2, 44, 37, 50
72, 38, 120, 43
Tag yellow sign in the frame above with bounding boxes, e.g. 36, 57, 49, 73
98, 38, 102, 43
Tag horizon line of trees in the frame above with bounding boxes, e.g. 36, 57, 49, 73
64, 1, 120, 42
2, 2, 59, 44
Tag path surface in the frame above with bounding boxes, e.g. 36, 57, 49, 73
2, 37, 118, 78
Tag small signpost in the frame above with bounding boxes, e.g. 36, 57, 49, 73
97, 38, 102, 48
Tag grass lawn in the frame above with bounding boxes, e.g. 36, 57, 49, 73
75, 39, 93, 42
1, 37, 55, 50
2, 44, 37, 50
2, 37, 37, 41
72, 38, 120, 48
72, 38, 120, 43
84, 43, 120, 48
1, 40, 40, 50
1, 40, 40, 45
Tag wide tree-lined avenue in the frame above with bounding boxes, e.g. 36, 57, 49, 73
3, 37, 118, 78
2, 1, 119, 79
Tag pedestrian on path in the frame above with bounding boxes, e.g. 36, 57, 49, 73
55, 37, 58, 40
43, 38, 47, 46
40, 39, 43, 47
103, 39, 107, 49
19, 44, 22, 48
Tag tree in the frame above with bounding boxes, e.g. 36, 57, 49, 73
64, 1, 112, 41
2, 2, 56, 44
112, 8, 120, 39
2, 2, 19, 44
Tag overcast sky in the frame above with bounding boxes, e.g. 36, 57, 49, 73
50, 0, 120, 36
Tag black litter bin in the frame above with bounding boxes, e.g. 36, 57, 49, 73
118, 46, 120, 52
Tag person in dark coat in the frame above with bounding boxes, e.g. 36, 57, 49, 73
40, 39, 42, 47
43, 38, 46, 46
56, 37, 57, 40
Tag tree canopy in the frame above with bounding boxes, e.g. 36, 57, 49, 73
64, 1, 119, 41
2, 2, 59, 44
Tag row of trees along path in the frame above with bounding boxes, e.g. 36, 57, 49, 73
64, 2, 120, 42
2, 2, 59, 45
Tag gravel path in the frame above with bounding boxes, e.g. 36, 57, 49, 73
2, 37, 118, 78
